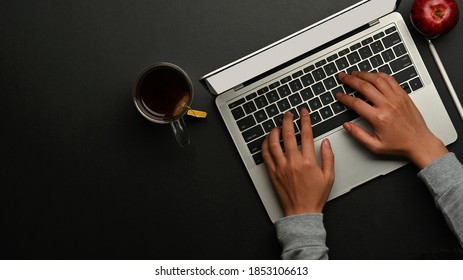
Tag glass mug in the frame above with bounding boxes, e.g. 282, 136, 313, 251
132, 62, 193, 147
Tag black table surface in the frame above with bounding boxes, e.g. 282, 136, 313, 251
2, 0, 463, 259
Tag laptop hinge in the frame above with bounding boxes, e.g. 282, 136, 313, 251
233, 84, 244, 91
368, 19, 380, 27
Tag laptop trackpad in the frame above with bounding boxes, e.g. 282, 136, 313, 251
316, 119, 408, 200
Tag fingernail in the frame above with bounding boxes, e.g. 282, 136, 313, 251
343, 122, 352, 132
338, 72, 346, 80
323, 138, 331, 148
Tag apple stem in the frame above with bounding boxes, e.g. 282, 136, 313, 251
432, 5, 445, 20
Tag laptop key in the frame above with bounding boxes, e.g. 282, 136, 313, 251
252, 152, 264, 165
229, 98, 245, 109
312, 68, 326, 81
269, 81, 280, 89
243, 101, 257, 114
242, 125, 264, 143
350, 43, 361, 51
246, 92, 257, 101
377, 64, 392, 75
277, 98, 291, 112
358, 46, 373, 59
393, 43, 407, 57
320, 92, 335, 105
312, 109, 359, 139
303, 64, 315, 73
247, 136, 266, 155
331, 102, 346, 114
312, 82, 325, 95
231, 106, 245, 120
315, 59, 327, 67
289, 79, 303, 92
381, 49, 395, 63
385, 26, 397, 34
310, 111, 322, 125
277, 84, 291, 97
297, 103, 310, 114
289, 93, 303, 107
324, 63, 338, 76
358, 60, 372, 71
373, 31, 385, 40
382, 32, 401, 48
254, 96, 268, 109
393, 65, 418, 84
400, 82, 412, 94
327, 54, 338, 62
370, 54, 384, 68
280, 76, 292, 84
390, 54, 412, 72
237, 115, 256, 131
266, 90, 279, 103
257, 86, 269, 95
254, 109, 268, 123
335, 57, 349, 70
323, 77, 337, 90
301, 73, 315, 87
292, 70, 304, 78
370, 41, 385, 53
338, 48, 350, 56
343, 84, 355, 94
308, 97, 323, 111
262, 119, 276, 133
331, 86, 343, 96
265, 104, 279, 118
274, 114, 284, 126
290, 108, 300, 120
347, 51, 361, 65
409, 77, 423, 91
346, 65, 359, 74
320, 107, 334, 119
361, 37, 373, 46
300, 88, 314, 101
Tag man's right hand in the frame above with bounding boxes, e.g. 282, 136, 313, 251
336, 71, 448, 169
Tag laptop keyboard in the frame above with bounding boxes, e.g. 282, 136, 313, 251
228, 25, 423, 165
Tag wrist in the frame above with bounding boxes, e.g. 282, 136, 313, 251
285, 205, 324, 216
408, 136, 448, 169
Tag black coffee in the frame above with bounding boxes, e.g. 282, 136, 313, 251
138, 66, 191, 120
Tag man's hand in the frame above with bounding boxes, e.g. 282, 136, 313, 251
262, 109, 335, 216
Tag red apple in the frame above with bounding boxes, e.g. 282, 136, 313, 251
410, 0, 460, 39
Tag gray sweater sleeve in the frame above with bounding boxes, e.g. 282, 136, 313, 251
274, 153, 463, 260
274, 213, 328, 260
417, 152, 463, 247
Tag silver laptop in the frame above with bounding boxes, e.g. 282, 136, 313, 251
200, 0, 457, 222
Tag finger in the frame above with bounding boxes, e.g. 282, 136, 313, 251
343, 122, 382, 153
268, 126, 286, 165
281, 111, 298, 156
299, 107, 316, 159
377, 72, 408, 96
338, 72, 385, 106
351, 71, 395, 98
261, 136, 276, 171
320, 139, 335, 184
336, 92, 376, 122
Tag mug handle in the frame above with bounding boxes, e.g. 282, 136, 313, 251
170, 116, 190, 147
